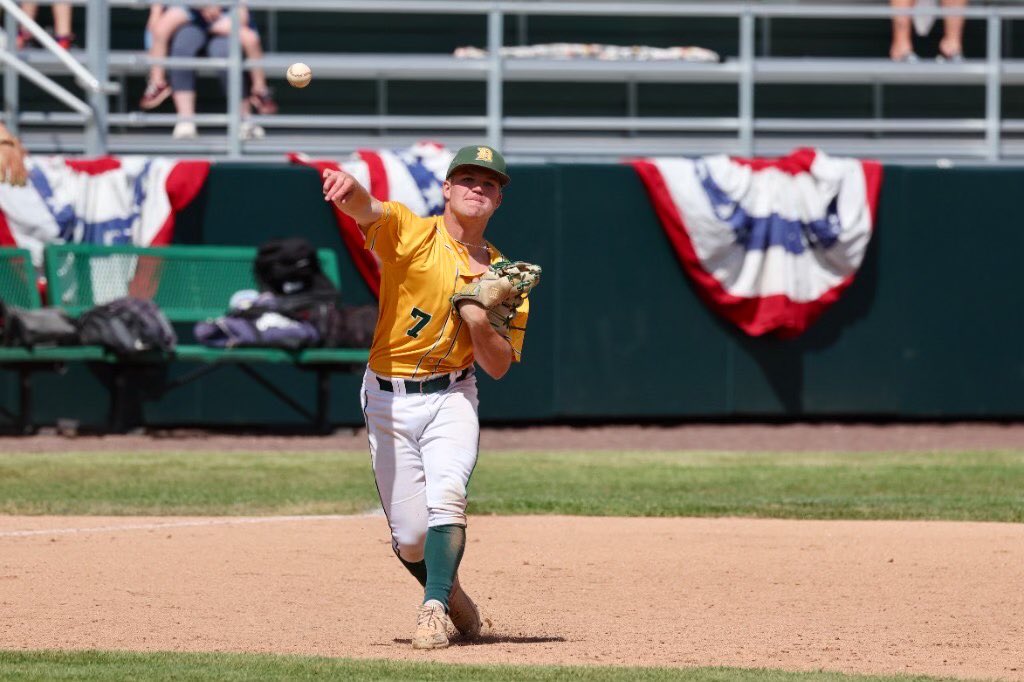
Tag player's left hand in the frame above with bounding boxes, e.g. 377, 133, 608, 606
451, 260, 541, 333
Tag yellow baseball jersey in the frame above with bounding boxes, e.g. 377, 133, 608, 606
364, 201, 529, 379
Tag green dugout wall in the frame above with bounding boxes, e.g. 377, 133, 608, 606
2, 162, 1022, 429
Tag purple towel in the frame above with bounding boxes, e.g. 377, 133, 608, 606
194, 312, 319, 350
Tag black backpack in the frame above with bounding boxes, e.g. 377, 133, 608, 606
254, 237, 336, 296
252, 237, 351, 345
0, 301, 80, 347
77, 297, 177, 355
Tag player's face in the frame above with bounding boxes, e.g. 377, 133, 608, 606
444, 168, 503, 221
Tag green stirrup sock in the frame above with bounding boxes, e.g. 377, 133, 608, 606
423, 524, 466, 609
398, 555, 427, 587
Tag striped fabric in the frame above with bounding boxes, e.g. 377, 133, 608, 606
0, 155, 209, 267
631, 148, 882, 338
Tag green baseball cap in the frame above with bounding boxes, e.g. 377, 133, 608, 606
446, 145, 510, 186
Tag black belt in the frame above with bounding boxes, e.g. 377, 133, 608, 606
377, 368, 472, 394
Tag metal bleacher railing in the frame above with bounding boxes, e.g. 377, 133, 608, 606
3, 0, 1024, 162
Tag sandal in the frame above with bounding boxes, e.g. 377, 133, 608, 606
140, 79, 172, 110
15, 29, 35, 51
248, 89, 278, 116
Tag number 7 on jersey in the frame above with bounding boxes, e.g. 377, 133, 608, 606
407, 307, 432, 338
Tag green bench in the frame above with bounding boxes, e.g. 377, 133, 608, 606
0, 247, 40, 309
0, 244, 370, 433
0, 248, 100, 432
0, 247, 147, 371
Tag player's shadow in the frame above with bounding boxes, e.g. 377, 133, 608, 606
392, 635, 566, 646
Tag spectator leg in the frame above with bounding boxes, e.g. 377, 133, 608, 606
207, 35, 252, 100
171, 91, 196, 120
241, 27, 269, 95
167, 23, 208, 96
149, 8, 192, 86
890, 0, 915, 61
939, 0, 966, 58
52, 3, 72, 39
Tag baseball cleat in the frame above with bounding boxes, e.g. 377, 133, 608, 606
412, 599, 449, 650
448, 580, 482, 640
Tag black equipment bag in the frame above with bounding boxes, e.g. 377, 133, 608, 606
252, 237, 365, 346
328, 303, 378, 348
77, 297, 177, 355
254, 237, 336, 296
0, 301, 80, 347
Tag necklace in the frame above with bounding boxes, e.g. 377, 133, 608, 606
451, 236, 490, 251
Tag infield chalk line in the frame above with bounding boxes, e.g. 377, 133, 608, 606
0, 513, 383, 538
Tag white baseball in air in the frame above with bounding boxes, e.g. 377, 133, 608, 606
287, 62, 312, 88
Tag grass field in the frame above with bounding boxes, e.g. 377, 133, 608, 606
0, 449, 1020, 521
2, 448, 1019, 681
0, 651, 971, 682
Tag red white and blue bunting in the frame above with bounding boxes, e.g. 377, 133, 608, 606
632, 148, 882, 337
0, 155, 209, 266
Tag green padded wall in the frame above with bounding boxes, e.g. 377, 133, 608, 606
142, 162, 1024, 423
3, 161, 1024, 429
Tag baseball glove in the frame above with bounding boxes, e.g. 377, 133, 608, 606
451, 260, 542, 332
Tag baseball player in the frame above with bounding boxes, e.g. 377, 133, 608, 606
320, 145, 540, 649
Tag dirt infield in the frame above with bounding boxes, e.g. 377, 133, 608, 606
2, 421, 1023, 453
1, 425, 1022, 680
0, 514, 1021, 680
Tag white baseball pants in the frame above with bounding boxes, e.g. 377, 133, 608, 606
360, 368, 480, 563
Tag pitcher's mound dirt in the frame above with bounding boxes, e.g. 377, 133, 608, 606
0, 515, 1020, 680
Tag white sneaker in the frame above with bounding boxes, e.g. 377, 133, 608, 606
240, 121, 265, 140
412, 599, 449, 650
171, 121, 197, 139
